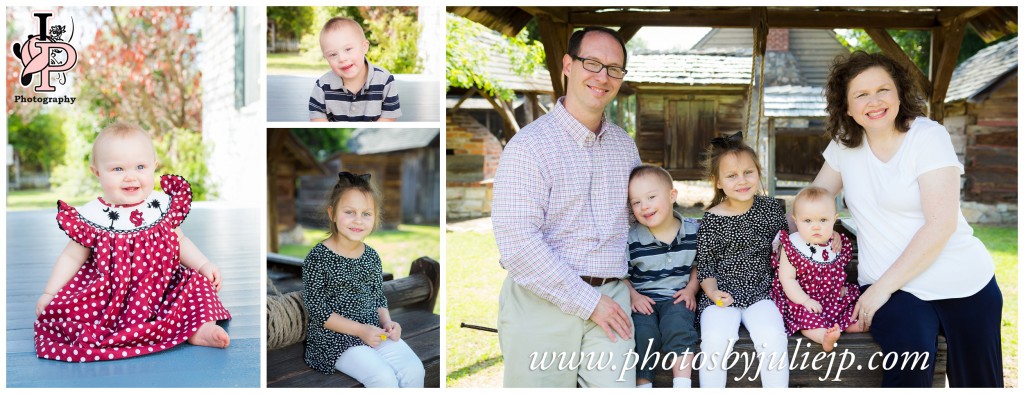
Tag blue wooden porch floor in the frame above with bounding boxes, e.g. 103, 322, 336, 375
6, 205, 261, 387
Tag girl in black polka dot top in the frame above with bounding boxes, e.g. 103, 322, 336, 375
301, 172, 424, 387
694, 133, 790, 387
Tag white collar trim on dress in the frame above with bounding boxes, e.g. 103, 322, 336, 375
789, 231, 837, 263
78, 191, 171, 232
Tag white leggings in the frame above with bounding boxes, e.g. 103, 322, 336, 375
699, 299, 789, 388
334, 339, 425, 388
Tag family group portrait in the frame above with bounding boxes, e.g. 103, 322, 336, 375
444, 6, 1018, 389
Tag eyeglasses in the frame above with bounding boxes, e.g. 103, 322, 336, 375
570, 55, 627, 79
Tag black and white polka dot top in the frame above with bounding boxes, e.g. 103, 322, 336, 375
302, 242, 388, 374
696, 195, 786, 315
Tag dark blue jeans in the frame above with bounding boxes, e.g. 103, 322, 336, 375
866, 276, 1003, 387
632, 299, 698, 381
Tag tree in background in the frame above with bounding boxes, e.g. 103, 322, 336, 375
55, 7, 210, 199
837, 28, 1016, 74
77, 7, 201, 133
7, 113, 66, 176
298, 6, 420, 74
446, 14, 545, 101
267, 6, 314, 53
292, 128, 353, 161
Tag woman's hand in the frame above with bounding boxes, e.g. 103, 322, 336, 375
852, 286, 892, 330
359, 324, 388, 347
36, 293, 56, 317
830, 232, 843, 253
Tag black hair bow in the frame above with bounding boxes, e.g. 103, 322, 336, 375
338, 171, 371, 182
710, 131, 743, 148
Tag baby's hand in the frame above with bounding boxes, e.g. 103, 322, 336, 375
629, 291, 655, 315
383, 320, 402, 341
35, 293, 56, 317
673, 287, 697, 311
198, 262, 222, 292
712, 290, 733, 308
802, 298, 823, 314
359, 324, 388, 347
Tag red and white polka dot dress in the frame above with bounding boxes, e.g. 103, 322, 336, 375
35, 175, 231, 362
770, 230, 859, 336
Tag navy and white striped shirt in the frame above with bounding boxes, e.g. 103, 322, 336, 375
627, 212, 699, 302
309, 58, 401, 122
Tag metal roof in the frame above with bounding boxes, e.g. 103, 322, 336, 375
945, 37, 1018, 103
764, 86, 826, 117
625, 50, 752, 85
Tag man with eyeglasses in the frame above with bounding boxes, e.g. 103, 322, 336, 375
493, 26, 641, 387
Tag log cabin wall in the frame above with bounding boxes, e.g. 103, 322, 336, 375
635, 87, 747, 181
945, 76, 1018, 205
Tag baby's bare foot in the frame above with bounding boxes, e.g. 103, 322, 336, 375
823, 324, 841, 352
188, 321, 230, 348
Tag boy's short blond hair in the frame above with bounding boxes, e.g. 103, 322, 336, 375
793, 186, 836, 213
320, 16, 365, 38
629, 164, 674, 190
91, 121, 155, 166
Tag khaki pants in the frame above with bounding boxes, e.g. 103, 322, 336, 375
498, 276, 636, 388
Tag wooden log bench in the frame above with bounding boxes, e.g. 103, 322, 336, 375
266, 255, 440, 388
647, 220, 948, 387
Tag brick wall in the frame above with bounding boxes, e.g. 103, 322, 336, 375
767, 28, 789, 52
447, 111, 501, 220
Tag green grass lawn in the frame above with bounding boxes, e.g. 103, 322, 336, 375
278, 224, 441, 279
279, 225, 440, 315
445, 229, 504, 387
7, 189, 90, 211
445, 224, 1019, 388
974, 225, 1018, 388
267, 52, 325, 75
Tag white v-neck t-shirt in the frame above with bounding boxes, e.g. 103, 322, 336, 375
823, 116, 994, 300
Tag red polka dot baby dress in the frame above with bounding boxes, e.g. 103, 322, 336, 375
35, 175, 231, 362
770, 230, 859, 336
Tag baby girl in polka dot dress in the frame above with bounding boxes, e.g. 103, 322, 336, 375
770, 186, 863, 352
34, 122, 231, 362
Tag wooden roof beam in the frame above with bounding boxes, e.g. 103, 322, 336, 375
937, 6, 992, 24
864, 28, 932, 97
569, 8, 940, 29
618, 24, 642, 44
520, 7, 570, 24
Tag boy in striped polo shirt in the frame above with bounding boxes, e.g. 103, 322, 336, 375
309, 17, 400, 122
625, 165, 700, 388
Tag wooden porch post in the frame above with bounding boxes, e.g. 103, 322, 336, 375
535, 13, 570, 99
929, 19, 968, 123
744, 7, 772, 196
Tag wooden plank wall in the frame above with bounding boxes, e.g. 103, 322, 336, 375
635, 89, 746, 180
946, 77, 1017, 204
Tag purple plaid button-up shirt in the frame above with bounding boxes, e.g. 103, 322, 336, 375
493, 98, 641, 320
